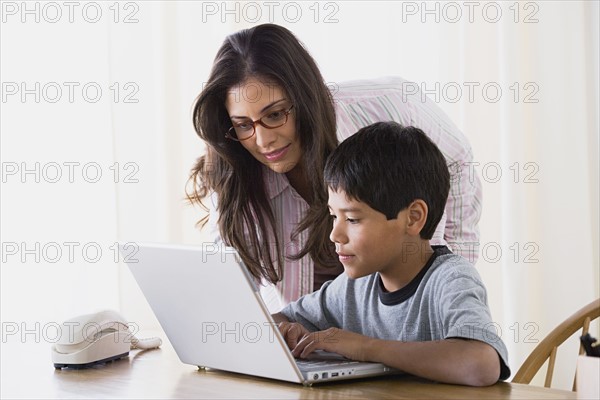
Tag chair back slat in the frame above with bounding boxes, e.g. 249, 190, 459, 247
573, 316, 593, 390
544, 346, 557, 388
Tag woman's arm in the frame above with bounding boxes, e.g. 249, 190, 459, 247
443, 156, 482, 264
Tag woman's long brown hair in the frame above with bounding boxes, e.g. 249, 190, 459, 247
187, 24, 339, 284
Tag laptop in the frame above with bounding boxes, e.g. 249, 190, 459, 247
121, 242, 400, 385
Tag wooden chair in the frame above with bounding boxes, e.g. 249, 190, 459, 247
512, 298, 600, 390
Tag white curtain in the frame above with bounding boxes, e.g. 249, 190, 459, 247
2, 1, 598, 389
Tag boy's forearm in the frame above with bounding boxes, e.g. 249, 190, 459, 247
366, 338, 500, 387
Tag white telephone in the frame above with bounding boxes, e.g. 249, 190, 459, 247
51, 309, 162, 369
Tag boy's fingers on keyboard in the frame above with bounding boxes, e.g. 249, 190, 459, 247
288, 323, 306, 348
293, 332, 320, 358
278, 322, 294, 348
278, 322, 306, 350
299, 336, 322, 359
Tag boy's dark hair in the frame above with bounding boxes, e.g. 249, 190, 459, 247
324, 122, 450, 240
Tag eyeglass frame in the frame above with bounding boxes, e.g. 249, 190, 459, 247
224, 104, 295, 141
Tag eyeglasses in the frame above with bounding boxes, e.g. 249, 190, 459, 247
225, 105, 294, 141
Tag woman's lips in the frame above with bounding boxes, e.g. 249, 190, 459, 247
263, 144, 291, 162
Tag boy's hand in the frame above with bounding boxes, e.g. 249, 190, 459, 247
291, 327, 374, 361
277, 321, 311, 350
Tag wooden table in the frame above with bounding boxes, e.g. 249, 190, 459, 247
1, 334, 577, 399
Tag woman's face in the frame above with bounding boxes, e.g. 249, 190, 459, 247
225, 77, 302, 174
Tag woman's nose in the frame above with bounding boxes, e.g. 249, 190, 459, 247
254, 125, 277, 148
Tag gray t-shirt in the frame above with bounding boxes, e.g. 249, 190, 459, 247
281, 246, 511, 380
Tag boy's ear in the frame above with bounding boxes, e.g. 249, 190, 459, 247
405, 200, 428, 235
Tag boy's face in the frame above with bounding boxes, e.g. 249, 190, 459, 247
327, 188, 411, 281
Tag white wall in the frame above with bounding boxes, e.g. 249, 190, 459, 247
1, 0, 598, 390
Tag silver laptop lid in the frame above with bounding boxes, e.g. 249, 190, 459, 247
123, 242, 304, 383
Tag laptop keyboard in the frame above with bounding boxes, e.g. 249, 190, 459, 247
295, 358, 359, 368
296, 358, 359, 366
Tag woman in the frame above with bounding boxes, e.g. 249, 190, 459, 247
188, 24, 481, 311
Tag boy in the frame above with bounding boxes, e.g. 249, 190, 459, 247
273, 122, 510, 386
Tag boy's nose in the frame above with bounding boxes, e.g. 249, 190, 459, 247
329, 223, 347, 244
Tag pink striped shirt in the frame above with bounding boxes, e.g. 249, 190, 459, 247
206, 77, 482, 311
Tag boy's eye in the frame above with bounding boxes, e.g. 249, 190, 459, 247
329, 214, 337, 220
346, 218, 359, 224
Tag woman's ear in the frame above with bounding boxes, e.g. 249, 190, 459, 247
406, 199, 428, 235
